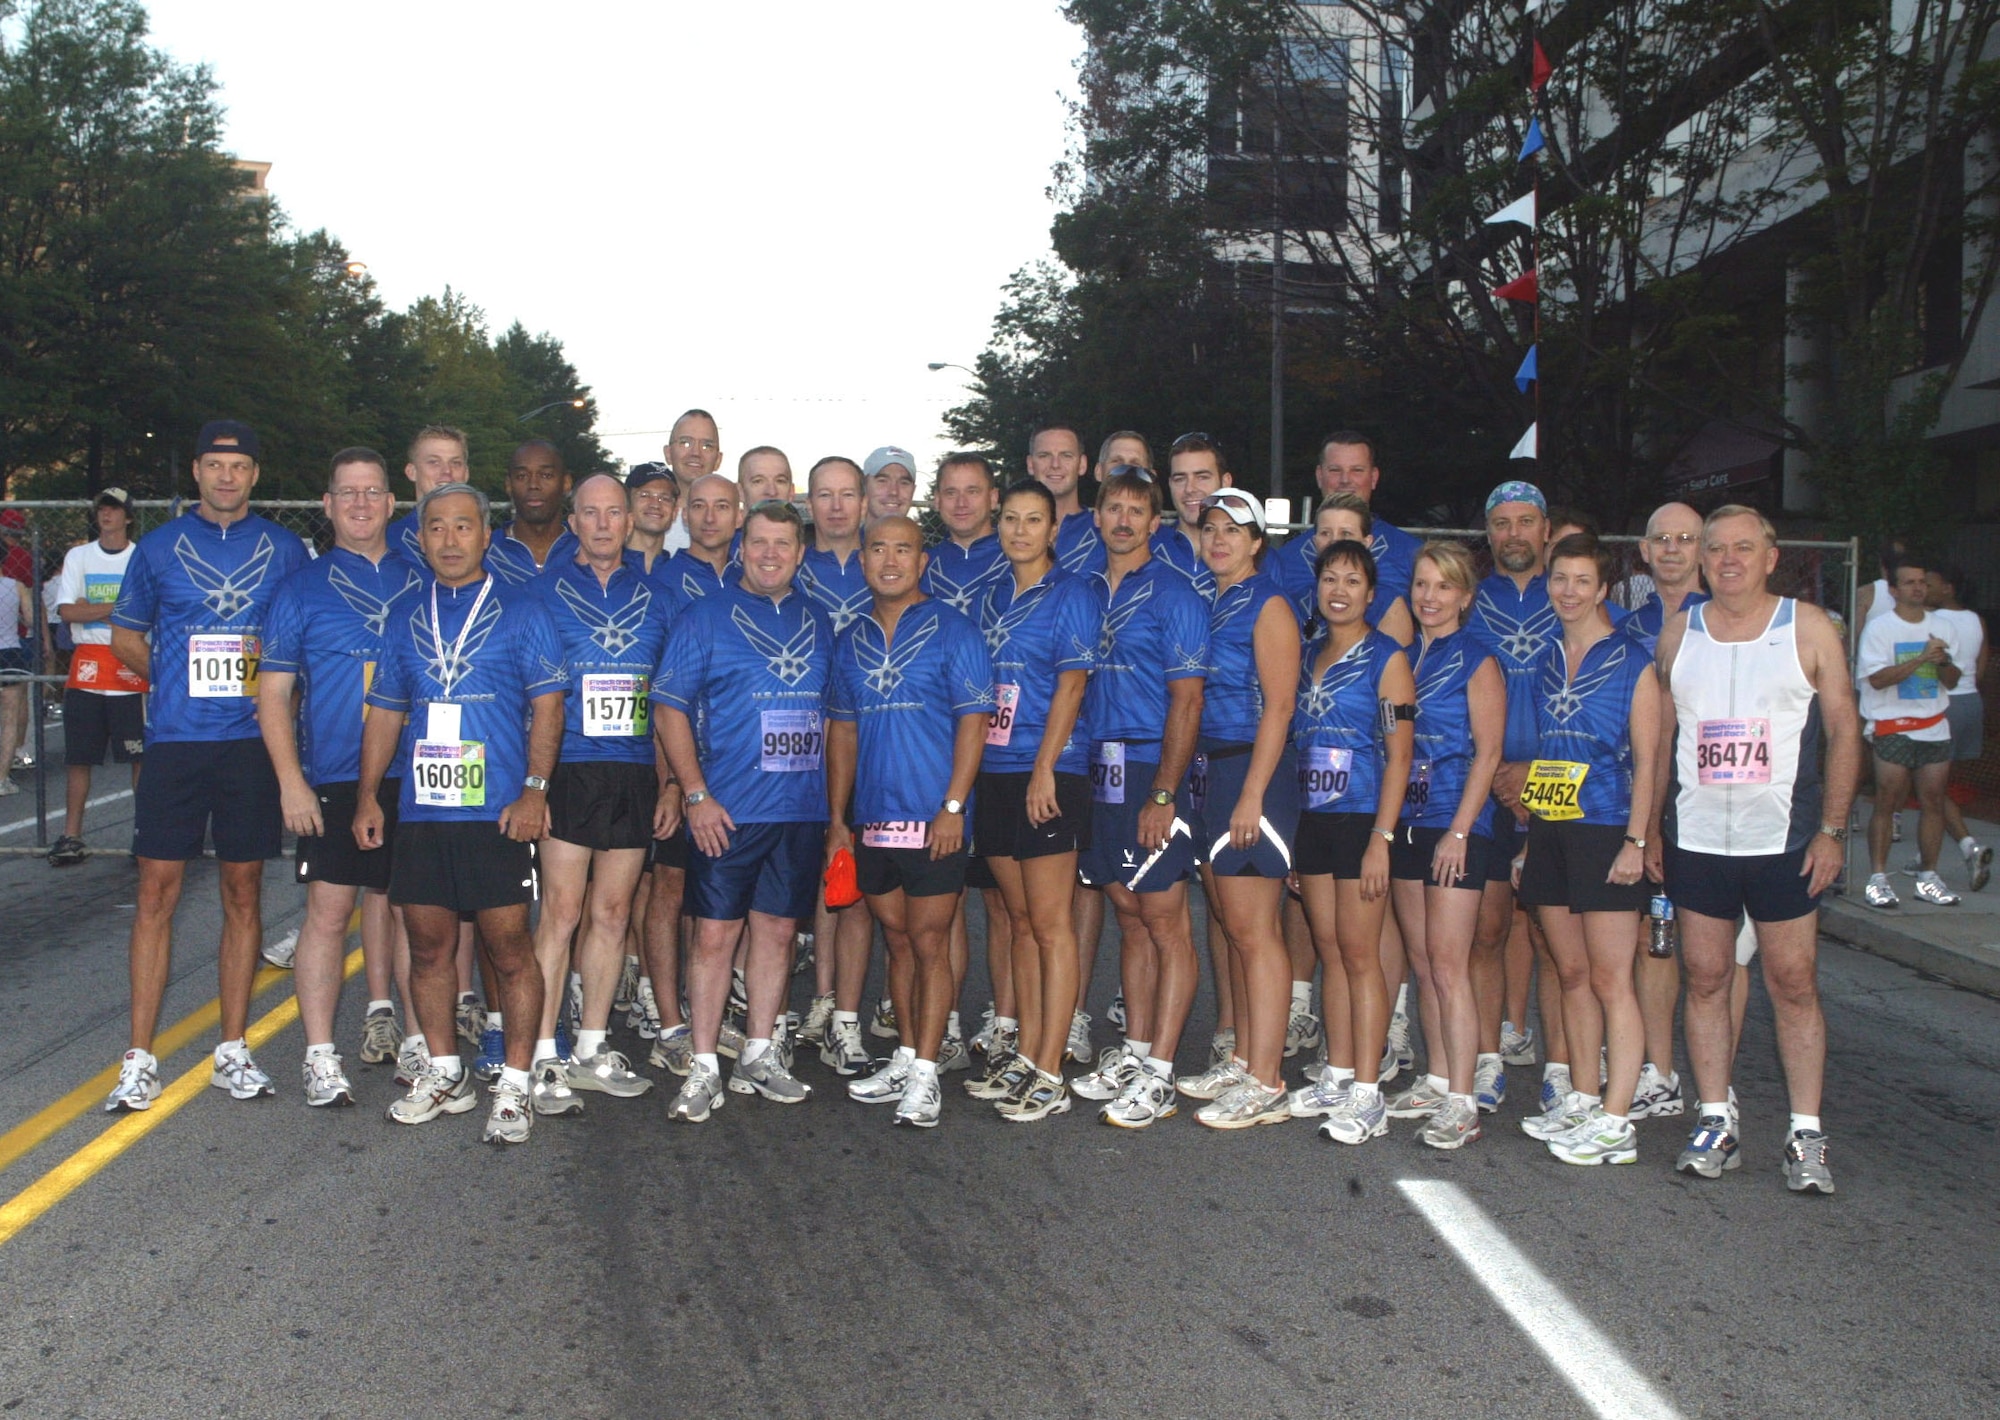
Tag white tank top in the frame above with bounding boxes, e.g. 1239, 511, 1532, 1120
1863, 578, 1894, 623
1666, 597, 1823, 856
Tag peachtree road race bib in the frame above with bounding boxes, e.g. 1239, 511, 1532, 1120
583, 673, 649, 738
188, 634, 258, 698
1521, 760, 1588, 821
761, 709, 822, 772
987, 683, 1021, 747
862, 821, 928, 849
1189, 753, 1209, 816
412, 740, 486, 808
1300, 745, 1353, 810
1696, 718, 1772, 786
1406, 760, 1432, 812
1091, 742, 1126, 805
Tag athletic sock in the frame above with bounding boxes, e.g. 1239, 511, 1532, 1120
406, 1034, 426, 1052
1145, 1056, 1174, 1079
911, 1057, 939, 1080
1476, 1051, 1501, 1070
533, 1037, 558, 1064
1328, 1065, 1356, 1086
1352, 1080, 1382, 1104
893, 1045, 915, 1066
366, 999, 393, 1015
457, 991, 477, 1006
1290, 980, 1311, 1011
1449, 1092, 1476, 1110
947, 1011, 961, 1036
431, 1054, 462, 1078
1700, 1099, 1734, 1124
1544, 1062, 1569, 1083
1602, 1111, 1629, 1125
485, 1012, 503, 1031
1125, 1039, 1151, 1061
576, 1028, 607, 1059
1425, 1073, 1449, 1095
995, 1015, 1019, 1032
833, 1010, 859, 1027
1790, 1112, 1822, 1135
694, 1052, 719, 1075
1962, 835, 1979, 858
1393, 982, 1410, 1015
742, 1038, 771, 1064
500, 1065, 531, 1092
305, 1042, 335, 1059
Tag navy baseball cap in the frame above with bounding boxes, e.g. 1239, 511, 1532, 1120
195, 420, 261, 460
625, 461, 675, 491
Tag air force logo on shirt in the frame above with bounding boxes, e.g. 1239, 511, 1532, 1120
174, 532, 277, 620
732, 604, 818, 686
555, 577, 653, 657
855, 613, 939, 697
1489, 602, 1560, 666
800, 573, 870, 633
412, 596, 503, 696
1541, 638, 1631, 725
327, 560, 419, 637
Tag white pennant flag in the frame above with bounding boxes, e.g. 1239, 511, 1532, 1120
1485, 191, 1536, 229
1509, 423, 1538, 460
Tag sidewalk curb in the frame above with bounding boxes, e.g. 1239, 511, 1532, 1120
1820, 896, 2000, 998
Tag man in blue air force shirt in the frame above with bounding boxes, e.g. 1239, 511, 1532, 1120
921, 453, 1007, 614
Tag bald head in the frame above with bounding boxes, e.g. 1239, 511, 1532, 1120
685, 472, 742, 558
571, 472, 631, 568
573, 472, 625, 505
1641, 500, 1704, 592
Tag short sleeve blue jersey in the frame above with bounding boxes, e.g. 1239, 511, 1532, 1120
1293, 629, 1407, 816
1056, 509, 1105, 576
1201, 570, 1300, 745
1082, 558, 1209, 745
920, 534, 1007, 616
828, 599, 996, 824
485, 524, 579, 585
537, 553, 677, 765
653, 548, 735, 617
977, 564, 1098, 774
111, 509, 312, 743
1404, 628, 1498, 835
364, 574, 570, 823
798, 545, 873, 634
260, 547, 424, 785
650, 582, 832, 824
1627, 589, 1708, 657
1466, 572, 1559, 763
1531, 627, 1651, 825
1150, 525, 1216, 600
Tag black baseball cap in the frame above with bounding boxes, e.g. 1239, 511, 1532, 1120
195, 419, 261, 460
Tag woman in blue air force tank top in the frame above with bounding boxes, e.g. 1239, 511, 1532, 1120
1513, 534, 1660, 1168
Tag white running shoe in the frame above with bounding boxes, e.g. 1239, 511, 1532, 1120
1500, 1021, 1536, 1067
667, 1062, 725, 1122
1319, 1088, 1389, 1145
211, 1041, 275, 1100
105, 1049, 161, 1112
869, 997, 899, 1040
484, 1079, 533, 1145
627, 977, 663, 1040
1101, 1070, 1178, 1129
1288, 1073, 1352, 1119
358, 1007, 401, 1065
387, 1064, 475, 1124
1207, 1028, 1235, 1069
301, 1052, 355, 1108
1522, 1090, 1595, 1141
1378, 1013, 1414, 1084
1195, 1080, 1290, 1129
1420, 1096, 1483, 1150
1629, 1063, 1684, 1119
820, 1019, 870, 1076
1283, 1006, 1323, 1058
1105, 992, 1126, 1031
798, 992, 836, 1047
848, 1055, 911, 1104
1072, 1044, 1137, 1102
393, 1034, 431, 1089
567, 1048, 653, 1098
260, 931, 298, 970
1065, 1009, 1094, 1064
893, 1070, 943, 1128
1385, 1077, 1447, 1119
938, 1028, 972, 1073
1176, 1058, 1248, 1102
532, 1058, 584, 1116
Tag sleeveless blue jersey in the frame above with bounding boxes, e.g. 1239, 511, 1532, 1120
261, 547, 423, 785
1292, 628, 1407, 816
537, 552, 676, 765
920, 534, 1007, 616
1466, 572, 1558, 763
828, 599, 996, 824
799, 544, 872, 634
1404, 628, 1499, 835
1201, 570, 1299, 745
977, 564, 1098, 774
111, 508, 312, 743
650, 583, 832, 824
1530, 628, 1651, 825
1082, 558, 1209, 745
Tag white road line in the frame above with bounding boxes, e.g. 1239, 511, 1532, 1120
1398, 1180, 1683, 1420
0, 789, 134, 837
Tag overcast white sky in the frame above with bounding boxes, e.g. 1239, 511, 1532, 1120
142, 0, 1083, 486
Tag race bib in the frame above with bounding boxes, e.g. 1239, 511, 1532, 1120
1189, 753, 1209, 815
188, 634, 258, 698
987, 683, 1021, 747
1696, 718, 1772, 786
1406, 759, 1433, 811
583, 673, 649, 738
1299, 745, 1353, 810
760, 709, 822, 772
1521, 759, 1588, 821
1091, 741, 1126, 805
412, 739, 486, 808
861, 820, 928, 849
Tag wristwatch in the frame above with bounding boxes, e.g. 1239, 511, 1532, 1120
684, 789, 710, 807
1149, 789, 1174, 807
522, 775, 549, 792
942, 798, 966, 815
1623, 834, 1646, 849
1818, 822, 1848, 842
1371, 828, 1394, 844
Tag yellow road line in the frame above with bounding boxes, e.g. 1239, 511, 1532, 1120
0, 945, 364, 1248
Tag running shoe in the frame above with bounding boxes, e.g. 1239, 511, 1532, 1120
613, 955, 640, 1015
820, 1019, 870, 1076
105, 1049, 160, 1112
1420, 1096, 1483, 1150
1547, 1111, 1637, 1165
717, 1019, 746, 1060
1676, 1114, 1742, 1178
1283, 1006, 1323, 1059
455, 997, 485, 1051
1782, 1128, 1835, 1194
894, 1070, 942, 1127
532, 1058, 584, 1116
1000, 1074, 1072, 1122
46, 834, 86, 867
938, 1027, 972, 1073
649, 1023, 693, 1076
772, 1020, 796, 1074
1319, 1088, 1389, 1144
211, 1041, 275, 1100
1065, 1009, 1095, 1064
970, 1005, 1001, 1056
1207, 1028, 1236, 1070
1523, 1089, 1593, 1140
1500, 1021, 1536, 1067
1101, 1070, 1178, 1129
667, 1062, 726, 1122
1968, 842, 1993, 893
1072, 1044, 1137, 1102
387, 1063, 475, 1124
1473, 1056, 1507, 1114
1176, 1058, 1248, 1103
1386, 1077, 1447, 1119
627, 977, 663, 1040
393, 1033, 431, 1089
1629, 1063, 1684, 1119
260, 931, 298, 970
473, 1027, 506, 1081
1379, 1012, 1415, 1085
301, 1052, 355, 1108
977, 1057, 1037, 1105
484, 1079, 533, 1145
964, 1053, 1024, 1100
1864, 873, 1900, 909
798, 992, 836, 1047
1538, 1065, 1573, 1117
869, 996, 899, 1040
359, 1006, 401, 1065
1288, 1073, 1351, 1119
728, 967, 750, 1022
731, 1049, 812, 1104
1914, 871, 1962, 906
1105, 992, 1126, 1031
568, 1047, 653, 1097
792, 930, 816, 975
1196, 1080, 1290, 1130
848, 1055, 909, 1104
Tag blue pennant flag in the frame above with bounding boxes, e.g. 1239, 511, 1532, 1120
1518, 116, 1545, 163
1514, 345, 1538, 394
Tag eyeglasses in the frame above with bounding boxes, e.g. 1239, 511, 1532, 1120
632, 489, 676, 506
1171, 431, 1216, 450
330, 488, 390, 503
1107, 463, 1155, 482
670, 437, 718, 453
1646, 532, 1698, 547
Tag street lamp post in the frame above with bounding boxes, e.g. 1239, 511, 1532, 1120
926, 362, 977, 377
516, 397, 586, 423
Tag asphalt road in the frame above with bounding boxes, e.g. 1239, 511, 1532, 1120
1, 755, 1997, 1419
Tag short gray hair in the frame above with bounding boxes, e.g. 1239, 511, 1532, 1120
414, 481, 490, 525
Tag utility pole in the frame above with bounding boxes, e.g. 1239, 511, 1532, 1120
1269, 104, 1286, 504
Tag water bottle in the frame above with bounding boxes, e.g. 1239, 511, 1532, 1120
1647, 895, 1675, 958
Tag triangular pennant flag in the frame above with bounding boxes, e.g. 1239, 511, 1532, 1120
1485, 191, 1536, 229
1531, 40, 1553, 91
1518, 116, 1545, 163
1493, 269, 1539, 303
1509, 423, 1538, 460
1515, 345, 1538, 394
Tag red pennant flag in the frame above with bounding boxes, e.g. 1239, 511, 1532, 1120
1493, 269, 1539, 303
1531, 40, 1553, 91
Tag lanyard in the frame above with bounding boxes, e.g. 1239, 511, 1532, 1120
429, 575, 494, 693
